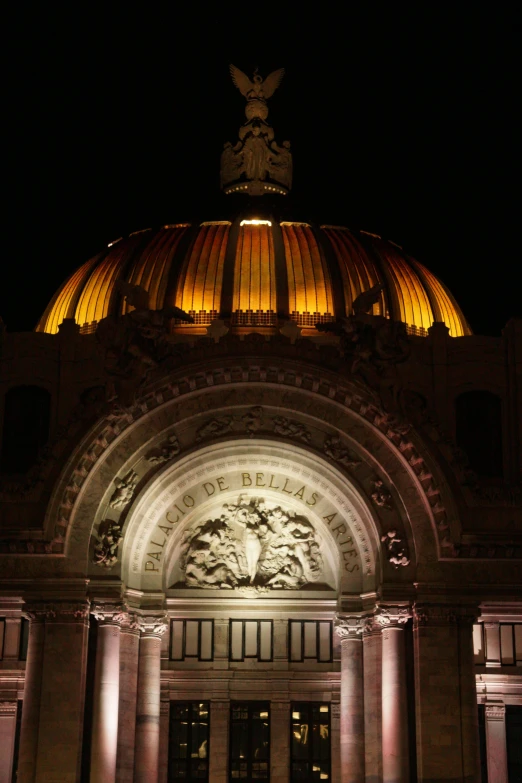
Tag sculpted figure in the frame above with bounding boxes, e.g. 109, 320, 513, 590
323, 434, 361, 469
180, 497, 323, 590
220, 141, 243, 188
93, 520, 122, 568
96, 282, 193, 406
381, 529, 410, 567
109, 470, 139, 510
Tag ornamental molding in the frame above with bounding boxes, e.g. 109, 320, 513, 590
335, 614, 366, 638
24, 601, 90, 623
2, 358, 459, 559
375, 605, 411, 627
413, 603, 479, 627
485, 704, 505, 721
0, 702, 17, 716
91, 603, 128, 625
136, 615, 168, 637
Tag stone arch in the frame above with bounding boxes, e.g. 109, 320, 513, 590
34, 376, 455, 589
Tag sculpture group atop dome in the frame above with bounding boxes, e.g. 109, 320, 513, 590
221, 65, 293, 196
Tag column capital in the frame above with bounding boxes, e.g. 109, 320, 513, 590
485, 704, 506, 721
137, 614, 168, 638
91, 602, 128, 626
413, 603, 479, 627
375, 604, 411, 627
335, 614, 366, 639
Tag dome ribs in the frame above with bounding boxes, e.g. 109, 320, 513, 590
36, 252, 101, 333
313, 225, 346, 321
322, 228, 384, 317
281, 224, 333, 328
174, 224, 229, 324
270, 220, 290, 319
232, 223, 276, 326
122, 227, 186, 315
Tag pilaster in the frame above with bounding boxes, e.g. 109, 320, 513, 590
484, 704, 508, 783
0, 700, 18, 783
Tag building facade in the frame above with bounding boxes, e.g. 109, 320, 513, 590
0, 214, 521, 783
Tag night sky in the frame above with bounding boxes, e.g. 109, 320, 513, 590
4, 7, 520, 335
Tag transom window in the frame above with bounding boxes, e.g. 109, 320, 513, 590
230, 702, 270, 781
170, 620, 214, 661
229, 620, 273, 662
289, 621, 333, 663
169, 701, 209, 782
291, 703, 331, 782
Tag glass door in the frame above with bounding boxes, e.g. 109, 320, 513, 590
230, 702, 270, 781
291, 703, 330, 782
169, 701, 209, 782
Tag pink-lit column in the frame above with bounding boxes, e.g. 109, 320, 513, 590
335, 616, 365, 783
117, 615, 140, 783
90, 605, 126, 783
0, 701, 18, 782
134, 616, 168, 783
363, 616, 382, 783
17, 610, 46, 783
484, 704, 508, 783
377, 606, 410, 783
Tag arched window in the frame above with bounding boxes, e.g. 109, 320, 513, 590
456, 391, 503, 478
0, 386, 51, 473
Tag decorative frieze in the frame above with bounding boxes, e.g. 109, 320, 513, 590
25, 602, 90, 624
413, 604, 479, 627
485, 704, 505, 721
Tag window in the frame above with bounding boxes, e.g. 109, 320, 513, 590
19, 618, 29, 661
291, 703, 331, 782
456, 391, 503, 478
229, 620, 273, 662
473, 623, 522, 667
0, 618, 4, 659
1, 386, 51, 473
169, 701, 209, 782
289, 621, 332, 663
170, 620, 213, 661
230, 702, 270, 781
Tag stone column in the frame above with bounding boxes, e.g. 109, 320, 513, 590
271, 701, 290, 783
336, 616, 365, 783
17, 610, 45, 783
134, 616, 167, 783
209, 701, 229, 783
484, 704, 508, 783
117, 615, 141, 783
3, 617, 22, 660
363, 616, 382, 783
90, 605, 126, 783
0, 701, 18, 782
376, 606, 410, 783
158, 700, 170, 783
413, 604, 480, 783
34, 602, 90, 783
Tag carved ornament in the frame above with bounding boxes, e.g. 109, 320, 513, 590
242, 406, 264, 438
375, 605, 411, 626
335, 615, 366, 639
146, 434, 180, 465
484, 704, 505, 721
273, 416, 311, 443
413, 604, 479, 627
92, 519, 123, 568
91, 603, 128, 625
137, 616, 168, 637
196, 416, 233, 443
109, 470, 139, 510
24, 602, 90, 623
323, 434, 361, 469
371, 479, 393, 510
380, 529, 410, 568
179, 496, 323, 590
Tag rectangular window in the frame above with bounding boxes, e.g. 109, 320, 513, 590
170, 620, 214, 661
289, 621, 333, 663
229, 620, 273, 662
19, 618, 29, 661
168, 701, 209, 782
230, 702, 270, 782
474, 623, 522, 667
291, 702, 331, 782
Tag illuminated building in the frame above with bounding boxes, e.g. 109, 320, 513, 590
0, 67, 520, 783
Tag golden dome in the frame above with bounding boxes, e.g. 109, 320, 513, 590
36, 220, 471, 337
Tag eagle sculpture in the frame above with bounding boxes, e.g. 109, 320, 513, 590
229, 65, 285, 103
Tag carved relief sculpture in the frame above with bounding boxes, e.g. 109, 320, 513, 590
242, 406, 264, 438
109, 470, 139, 510
371, 479, 393, 510
93, 520, 123, 568
323, 434, 361, 469
380, 529, 410, 568
195, 416, 234, 443
146, 434, 180, 465
178, 496, 323, 590
221, 65, 292, 195
273, 416, 311, 443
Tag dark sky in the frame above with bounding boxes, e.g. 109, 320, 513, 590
3, 7, 520, 335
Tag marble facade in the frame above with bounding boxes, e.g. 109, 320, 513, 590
0, 316, 521, 782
